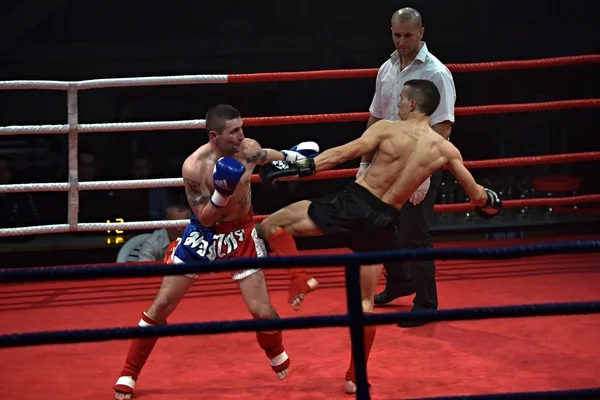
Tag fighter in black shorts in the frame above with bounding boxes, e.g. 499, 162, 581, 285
257, 79, 502, 394
307, 181, 400, 253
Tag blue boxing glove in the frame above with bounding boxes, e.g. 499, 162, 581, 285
281, 141, 320, 162
474, 188, 503, 220
211, 157, 246, 208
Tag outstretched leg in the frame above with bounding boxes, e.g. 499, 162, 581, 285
237, 269, 290, 380
345, 263, 383, 395
260, 200, 321, 311
113, 275, 195, 400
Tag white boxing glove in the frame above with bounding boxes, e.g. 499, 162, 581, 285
281, 141, 320, 162
409, 176, 431, 205
356, 162, 370, 178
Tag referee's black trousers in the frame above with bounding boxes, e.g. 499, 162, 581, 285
383, 168, 443, 310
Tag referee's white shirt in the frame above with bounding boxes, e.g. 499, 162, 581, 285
369, 42, 456, 126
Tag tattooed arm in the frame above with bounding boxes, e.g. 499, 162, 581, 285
243, 139, 285, 166
182, 162, 225, 227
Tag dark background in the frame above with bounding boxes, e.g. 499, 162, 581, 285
1, 0, 599, 266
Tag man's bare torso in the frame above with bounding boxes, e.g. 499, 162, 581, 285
357, 120, 451, 209
183, 139, 266, 224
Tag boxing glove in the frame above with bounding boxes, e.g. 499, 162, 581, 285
474, 188, 503, 220
409, 177, 431, 205
281, 141, 320, 162
259, 158, 316, 189
211, 157, 246, 208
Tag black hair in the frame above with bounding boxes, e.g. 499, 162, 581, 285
404, 79, 441, 116
205, 104, 241, 134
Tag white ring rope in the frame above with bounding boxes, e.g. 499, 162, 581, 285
0, 75, 228, 91
2, 57, 599, 238
0, 220, 189, 237
0, 178, 184, 193
0, 120, 207, 135
0, 80, 71, 90
77, 75, 228, 90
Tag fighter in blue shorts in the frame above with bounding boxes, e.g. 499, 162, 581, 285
113, 104, 320, 400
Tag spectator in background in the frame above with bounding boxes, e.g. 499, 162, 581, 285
129, 155, 170, 220
137, 203, 191, 262
77, 149, 123, 223
78, 151, 97, 182
0, 155, 41, 230
365, 8, 456, 327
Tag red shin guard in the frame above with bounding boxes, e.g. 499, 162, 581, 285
113, 312, 163, 393
345, 314, 376, 385
256, 330, 290, 372
268, 228, 300, 258
268, 228, 313, 302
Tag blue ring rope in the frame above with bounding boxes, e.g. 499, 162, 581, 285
0, 240, 598, 283
2, 239, 599, 400
1, 301, 598, 349
412, 387, 600, 399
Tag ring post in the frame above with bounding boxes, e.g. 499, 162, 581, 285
67, 83, 79, 231
345, 261, 369, 399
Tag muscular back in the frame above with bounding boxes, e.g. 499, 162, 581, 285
182, 139, 267, 224
358, 120, 451, 209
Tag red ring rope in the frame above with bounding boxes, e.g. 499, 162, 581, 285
227, 55, 600, 83
242, 99, 599, 126
249, 151, 600, 183
251, 194, 600, 222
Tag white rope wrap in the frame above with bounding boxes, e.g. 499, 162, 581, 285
0, 219, 189, 237
79, 178, 184, 190
0, 124, 70, 135
0, 80, 71, 90
0, 182, 69, 192
77, 74, 228, 90
0, 178, 184, 193
0, 120, 207, 135
0, 75, 228, 91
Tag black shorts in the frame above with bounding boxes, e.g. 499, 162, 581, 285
307, 182, 400, 253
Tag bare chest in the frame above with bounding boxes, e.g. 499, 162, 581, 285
206, 171, 253, 218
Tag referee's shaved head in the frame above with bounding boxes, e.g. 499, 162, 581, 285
391, 7, 422, 29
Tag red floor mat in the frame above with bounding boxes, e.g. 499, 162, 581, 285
0, 238, 599, 399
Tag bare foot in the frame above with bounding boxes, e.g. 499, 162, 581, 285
290, 293, 304, 310
290, 277, 319, 311
113, 377, 135, 400
276, 368, 289, 380
345, 380, 357, 394
114, 391, 132, 400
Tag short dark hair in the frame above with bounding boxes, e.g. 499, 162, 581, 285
403, 79, 441, 116
205, 104, 241, 134
165, 203, 191, 215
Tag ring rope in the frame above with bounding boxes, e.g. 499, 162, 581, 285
2, 151, 598, 194
1, 240, 598, 282
1, 194, 598, 237
1, 243, 598, 399
229, 55, 600, 82
413, 387, 600, 400
2, 54, 598, 400
1, 301, 599, 349
2, 247, 598, 399
0, 55, 598, 91
0, 56, 597, 237
260, 150, 600, 183
1, 99, 598, 136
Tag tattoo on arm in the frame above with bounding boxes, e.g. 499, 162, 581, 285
246, 149, 268, 165
184, 179, 210, 206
